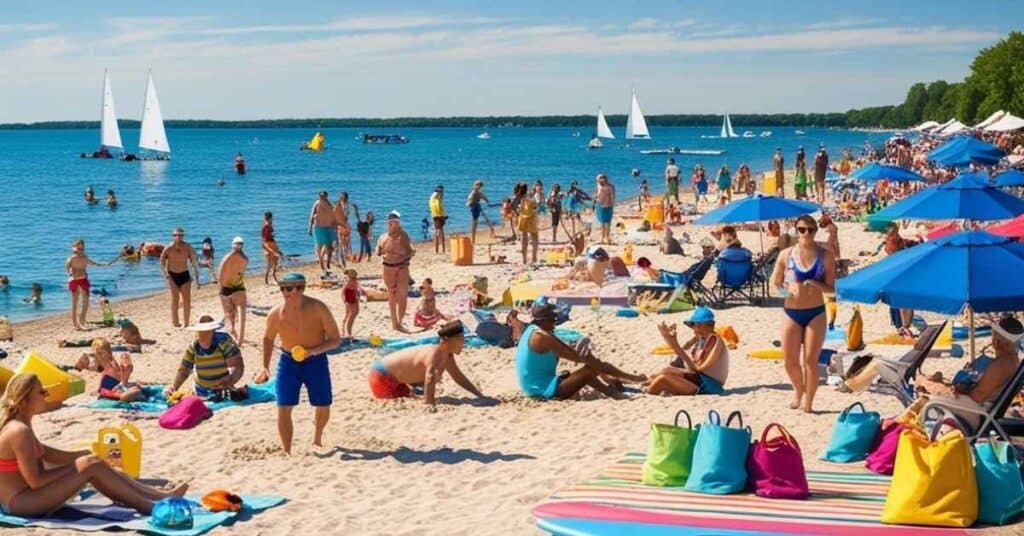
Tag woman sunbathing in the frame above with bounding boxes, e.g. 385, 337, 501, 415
644, 308, 729, 396
0, 373, 187, 516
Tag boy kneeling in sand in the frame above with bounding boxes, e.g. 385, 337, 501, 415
368, 320, 485, 410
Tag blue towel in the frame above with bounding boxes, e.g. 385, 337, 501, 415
378, 328, 582, 355
85, 381, 276, 413
0, 494, 285, 535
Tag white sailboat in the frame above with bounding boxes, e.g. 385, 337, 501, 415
137, 71, 170, 159
625, 88, 650, 140
100, 71, 122, 153
476, 131, 491, 139
590, 106, 614, 149
720, 113, 738, 138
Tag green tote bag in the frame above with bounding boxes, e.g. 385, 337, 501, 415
641, 410, 700, 486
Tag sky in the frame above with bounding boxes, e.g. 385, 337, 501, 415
1, 0, 1021, 122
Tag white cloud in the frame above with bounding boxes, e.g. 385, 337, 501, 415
806, 17, 886, 31
0, 22, 58, 33
628, 17, 696, 30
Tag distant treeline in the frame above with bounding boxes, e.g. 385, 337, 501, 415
4, 32, 1020, 131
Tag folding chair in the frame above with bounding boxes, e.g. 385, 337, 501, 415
922, 357, 1024, 447
870, 320, 947, 406
710, 248, 760, 307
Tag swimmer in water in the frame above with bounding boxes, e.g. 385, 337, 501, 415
0, 275, 8, 291
84, 185, 97, 204
218, 177, 226, 187
107, 189, 117, 208
23, 283, 42, 304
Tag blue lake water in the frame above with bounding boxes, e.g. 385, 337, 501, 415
0, 126, 889, 321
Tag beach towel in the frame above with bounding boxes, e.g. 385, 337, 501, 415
533, 453, 980, 536
85, 381, 276, 413
378, 328, 582, 355
0, 494, 285, 535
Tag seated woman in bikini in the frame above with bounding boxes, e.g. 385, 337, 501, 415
0, 373, 187, 516
644, 307, 729, 396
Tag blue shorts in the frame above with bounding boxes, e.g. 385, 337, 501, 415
470, 202, 482, 220
596, 205, 614, 224
696, 181, 708, 195
313, 226, 334, 247
697, 373, 724, 395
276, 352, 332, 406
359, 236, 372, 255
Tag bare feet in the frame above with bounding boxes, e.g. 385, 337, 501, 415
789, 394, 802, 410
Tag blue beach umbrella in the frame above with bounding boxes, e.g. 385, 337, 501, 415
692, 194, 821, 225
873, 172, 1024, 222
849, 163, 925, 183
994, 169, 1024, 188
928, 136, 1005, 168
837, 230, 1024, 358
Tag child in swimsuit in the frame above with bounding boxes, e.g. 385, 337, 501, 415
342, 269, 361, 343
414, 278, 447, 329
90, 338, 144, 402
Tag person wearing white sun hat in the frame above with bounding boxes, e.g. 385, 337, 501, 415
218, 236, 249, 344
165, 314, 244, 400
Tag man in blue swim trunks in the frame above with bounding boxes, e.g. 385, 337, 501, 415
307, 191, 336, 277
515, 303, 645, 400
259, 272, 341, 455
594, 174, 616, 244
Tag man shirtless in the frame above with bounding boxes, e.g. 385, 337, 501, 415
308, 191, 336, 275
64, 239, 117, 330
594, 174, 616, 244
333, 192, 352, 266
218, 236, 249, 344
259, 272, 341, 454
368, 320, 485, 410
159, 227, 200, 327
773, 148, 785, 198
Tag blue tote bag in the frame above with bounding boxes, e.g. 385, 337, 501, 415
975, 439, 1024, 525
684, 410, 752, 494
821, 402, 880, 463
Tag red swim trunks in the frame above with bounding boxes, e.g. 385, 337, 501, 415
414, 310, 442, 328
368, 363, 411, 399
68, 277, 90, 294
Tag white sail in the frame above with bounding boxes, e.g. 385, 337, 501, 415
596, 107, 614, 139
720, 113, 737, 138
625, 88, 650, 139
138, 71, 170, 154
100, 71, 123, 150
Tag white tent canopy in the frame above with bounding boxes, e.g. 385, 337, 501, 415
975, 110, 1007, 129
985, 113, 1024, 132
937, 119, 968, 136
914, 120, 941, 132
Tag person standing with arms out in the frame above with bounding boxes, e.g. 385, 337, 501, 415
770, 215, 835, 414
259, 273, 340, 455
218, 237, 249, 344
664, 158, 680, 204
813, 144, 829, 204
333, 192, 352, 267
262, 212, 283, 284
307, 191, 336, 277
377, 211, 415, 332
64, 239, 118, 331
429, 185, 448, 254
773, 148, 785, 198
160, 228, 200, 328
465, 180, 490, 244
566, 180, 591, 237
594, 174, 616, 244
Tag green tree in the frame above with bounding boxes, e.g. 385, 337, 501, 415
902, 83, 929, 125
921, 80, 949, 121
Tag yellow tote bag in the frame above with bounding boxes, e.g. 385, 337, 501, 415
881, 428, 978, 527
846, 305, 864, 351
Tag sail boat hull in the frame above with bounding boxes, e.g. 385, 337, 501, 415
625, 90, 651, 140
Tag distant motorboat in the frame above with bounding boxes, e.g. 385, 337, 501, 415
795, 130, 806, 136
363, 133, 409, 144
477, 132, 491, 139
640, 147, 726, 156
759, 131, 773, 137
571, 131, 581, 138
588, 136, 604, 150
742, 131, 755, 138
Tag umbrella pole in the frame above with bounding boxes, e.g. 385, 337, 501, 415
968, 305, 976, 362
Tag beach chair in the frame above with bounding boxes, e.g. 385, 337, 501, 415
921, 357, 1024, 447
710, 248, 760, 307
870, 321, 948, 406
749, 247, 779, 299
659, 254, 717, 306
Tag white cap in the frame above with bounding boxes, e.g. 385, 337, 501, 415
232, 236, 244, 245
387, 211, 401, 221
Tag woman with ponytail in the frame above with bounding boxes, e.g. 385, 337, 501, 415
0, 373, 187, 515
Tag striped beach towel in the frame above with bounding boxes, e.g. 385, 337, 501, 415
533, 452, 981, 535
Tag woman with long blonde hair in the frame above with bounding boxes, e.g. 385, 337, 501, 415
0, 373, 186, 515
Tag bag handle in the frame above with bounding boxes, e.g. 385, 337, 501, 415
673, 410, 693, 429
706, 410, 722, 426
760, 422, 795, 445
843, 402, 866, 415
725, 411, 744, 429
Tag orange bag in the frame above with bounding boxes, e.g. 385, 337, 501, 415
201, 490, 244, 513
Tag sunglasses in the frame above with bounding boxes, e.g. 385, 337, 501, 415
279, 285, 304, 293
796, 226, 817, 234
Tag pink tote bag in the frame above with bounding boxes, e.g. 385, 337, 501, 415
746, 423, 809, 499
159, 396, 212, 430
865, 421, 905, 475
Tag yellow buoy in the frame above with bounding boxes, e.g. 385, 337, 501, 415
291, 346, 307, 362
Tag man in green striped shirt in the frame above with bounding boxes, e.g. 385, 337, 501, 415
165, 315, 244, 398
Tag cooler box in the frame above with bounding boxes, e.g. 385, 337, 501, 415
450, 237, 473, 266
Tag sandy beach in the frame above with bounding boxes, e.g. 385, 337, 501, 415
4, 181, 1012, 535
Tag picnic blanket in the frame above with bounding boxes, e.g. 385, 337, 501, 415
533, 452, 980, 535
0, 494, 285, 535
85, 381, 275, 413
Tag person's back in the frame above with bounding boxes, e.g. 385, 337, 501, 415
379, 345, 435, 385
515, 324, 559, 398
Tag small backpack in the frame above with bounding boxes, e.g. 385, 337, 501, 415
159, 396, 212, 430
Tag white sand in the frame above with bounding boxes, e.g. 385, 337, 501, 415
6, 202, 1013, 535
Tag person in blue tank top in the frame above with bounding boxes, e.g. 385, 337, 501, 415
515, 303, 646, 399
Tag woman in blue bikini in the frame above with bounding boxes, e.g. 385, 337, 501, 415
770, 214, 836, 413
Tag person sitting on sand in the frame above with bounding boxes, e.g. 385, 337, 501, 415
660, 227, 683, 255
636, 257, 660, 282
0, 373, 188, 516
341, 269, 361, 343
516, 303, 645, 400
644, 308, 729, 396
117, 318, 154, 352
23, 284, 42, 305
414, 278, 447, 329
164, 315, 244, 399
369, 320, 485, 410
585, 247, 610, 286
667, 203, 682, 224
87, 338, 143, 402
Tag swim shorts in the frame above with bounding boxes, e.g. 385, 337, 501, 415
68, 277, 90, 294
313, 225, 334, 247
276, 351, 332, 406
469, 202, 482, 220
667, 179, 679, 197
369, 360, 411, 399
596, 205, 614, 224
697, 373, 724, 395
168, 270, 191, 288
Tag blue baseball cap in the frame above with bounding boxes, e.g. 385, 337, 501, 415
684, 306, 715, 326
280, 272, 306, 285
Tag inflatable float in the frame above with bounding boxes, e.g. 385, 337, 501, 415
14, 352, 86, 406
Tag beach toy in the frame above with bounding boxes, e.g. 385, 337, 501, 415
748, 348, 783, 360
92, 423, 142, 478
368, 334, 383, 347
616, 308, 639, 318
15, 352, 86, 405
450, 236, 473, 266
651, 345, 675, 356
290, 346, 307, 362
590, 297, 600, 313
623, 243, 634, 265
151, 497, 194, 529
